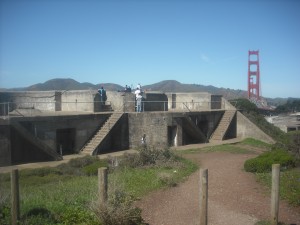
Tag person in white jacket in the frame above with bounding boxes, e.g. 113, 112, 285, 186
136, 93, 143, 112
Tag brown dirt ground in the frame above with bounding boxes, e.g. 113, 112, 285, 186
136, 149, 300, 225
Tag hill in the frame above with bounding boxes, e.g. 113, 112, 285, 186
7, 78, 124, 92
4, 79, 248, 100
2, 78, 292, 105
143, 80, 247, 99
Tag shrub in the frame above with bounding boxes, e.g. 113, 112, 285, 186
277, 131, 300, 159
91, 188, 146, 225
0, 205, 10, 225
68, 155, 99, 168
157, 172, 177, 187
58, 207, 99, 225
21, 207, 58, 225
119, 146, 178, 168
57, 155, 106, 176
244, 149, 296, 173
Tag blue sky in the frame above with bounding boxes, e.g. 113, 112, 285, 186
0, 0, 299, 98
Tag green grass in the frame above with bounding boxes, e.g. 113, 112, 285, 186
181, 143, 254, 154
0, 153, 198, 224
110, 157, 198, 198
180, 138, 272, 155
240, 138, 272, 149
256, 168, 300, 206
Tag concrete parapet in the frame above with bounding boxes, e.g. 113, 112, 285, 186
237, 111, 275, 144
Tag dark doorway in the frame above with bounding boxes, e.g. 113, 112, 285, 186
56, 128, 76, 155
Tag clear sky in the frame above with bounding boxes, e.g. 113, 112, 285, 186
0, 0, 299, 98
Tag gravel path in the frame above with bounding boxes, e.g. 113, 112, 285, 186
137, 151, 300, 225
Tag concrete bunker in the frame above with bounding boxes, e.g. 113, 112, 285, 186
0, 90, 274, 167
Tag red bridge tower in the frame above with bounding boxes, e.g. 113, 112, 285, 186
248, 50, 261, 101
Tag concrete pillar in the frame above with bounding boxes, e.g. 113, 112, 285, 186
176, 119, 183, 146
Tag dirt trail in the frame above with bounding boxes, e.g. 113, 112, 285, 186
137, 151, 300, 225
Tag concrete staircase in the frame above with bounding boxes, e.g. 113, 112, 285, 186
80, 113, 123, 155
183, 116, 207, 142
210, 110, 236, 141
11, 121, 63, 160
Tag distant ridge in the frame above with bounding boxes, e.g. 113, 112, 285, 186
3, 78, 248, 99
143, 80, 247, 99
6, 78, 124, 92
2, 78, 248, 99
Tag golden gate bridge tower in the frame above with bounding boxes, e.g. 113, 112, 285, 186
248, 50, 261, 101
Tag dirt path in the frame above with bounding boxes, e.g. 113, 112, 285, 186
137, 151, 300, 225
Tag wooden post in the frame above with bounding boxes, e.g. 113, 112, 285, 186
11, 169, 20, 225
98, 167, 108, 204
271, 164, 280, 225
199, 168, 208, 225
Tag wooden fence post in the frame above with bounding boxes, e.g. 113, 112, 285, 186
98, 167, 108, 204
271, 164, 280, 225
199, 168, 208, 225
11, 169, 20, 225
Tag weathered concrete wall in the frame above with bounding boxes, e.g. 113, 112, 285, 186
128, 111, 226, 149
166, 92, 217, 111
0, 125, 11, 166
2, 114, 110, 166
237, 111, 275, 144
0, 91, 57, 114
223, 98, 236, 110
144, 93, 168, 111
61, 90, 95, 112
128, 112, 170, 148
106, 91, 135, 112
1, 90, 230, 114
1, 109, 279, 166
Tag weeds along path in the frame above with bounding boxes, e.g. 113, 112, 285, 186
136, 151, 300, 225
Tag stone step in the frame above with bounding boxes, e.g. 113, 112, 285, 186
81, 113, 123, 155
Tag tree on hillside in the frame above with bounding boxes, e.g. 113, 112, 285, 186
276, 99, 300, 114
229, 98, 258, 113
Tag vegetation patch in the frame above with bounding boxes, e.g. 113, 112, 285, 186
256, 168, 300, 206
0, 147, 197, 225
181, 143, 255, 154
239, 138, 272, 149
91, 187, 146, 225
244, 149, 296, 173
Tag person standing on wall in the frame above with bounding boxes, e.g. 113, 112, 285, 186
98, 86, 107, 105
136, 92, 143, 112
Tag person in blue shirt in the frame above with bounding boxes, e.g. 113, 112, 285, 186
98, 87, 107, 105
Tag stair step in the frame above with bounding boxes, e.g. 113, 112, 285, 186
81, 113, 123, 155
210, 110, 236, 141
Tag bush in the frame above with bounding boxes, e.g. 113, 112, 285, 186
157, 172, 177, 187
0, 205, 10, 225
277, 130, 300, 159
91, 188, 146, 225
58, 207, 99, 225
57, 155, 107, 176
119, 146, 179, 168
244, 149, 296, 173
68, 155, 99, 168
21, 207, 58, 225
